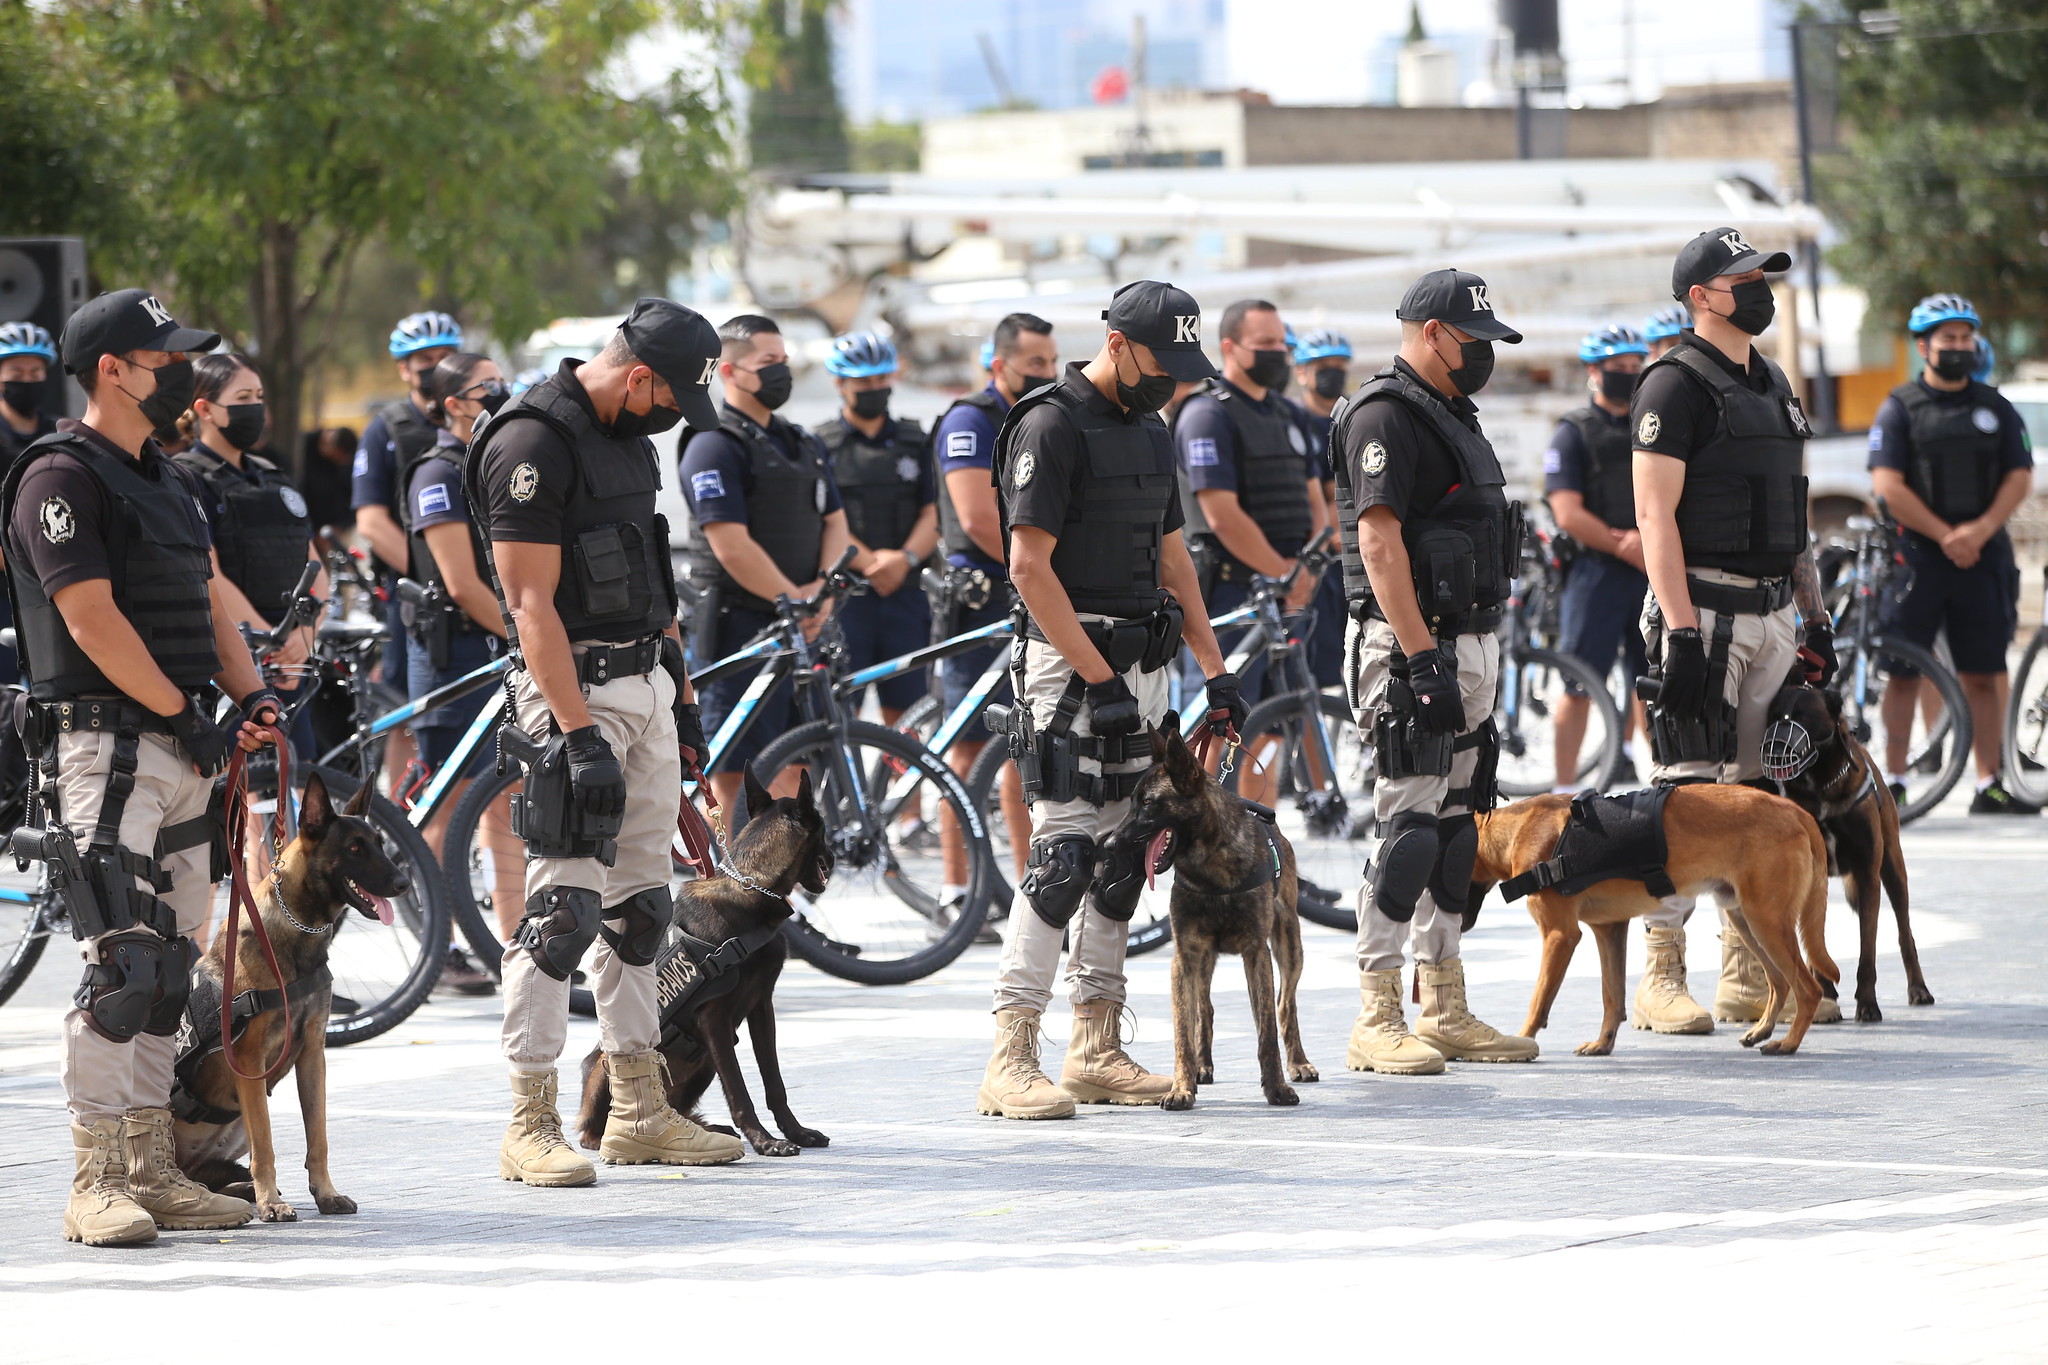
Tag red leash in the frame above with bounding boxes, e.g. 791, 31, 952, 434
217, 723, 296, 1084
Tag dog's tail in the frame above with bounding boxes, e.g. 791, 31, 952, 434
1798, 814, 1842, 986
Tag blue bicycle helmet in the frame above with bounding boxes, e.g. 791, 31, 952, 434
1973, 337, 1997, 384
977, 338, 995, 370
0, 322, 58, 363
1641, 306, 1690, 343
388, 311, 464, 358
1907, 293, 1980, 336
509, 367, 550, 398
826, 331, 898, 379
1292, 327, 1353, 364
1578, 324, 1650, 364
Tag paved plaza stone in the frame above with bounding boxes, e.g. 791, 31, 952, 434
2, 810, 2045, 1362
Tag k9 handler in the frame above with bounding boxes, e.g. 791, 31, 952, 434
1631, 227, 1840, 1027
466, 298, 738, 1185
1337, 269, 1538, 1074
978, 281, 1242, 1119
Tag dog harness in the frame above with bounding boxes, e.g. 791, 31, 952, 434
1500, 785, 1678, 902
168, 964, 334, 1125
1169, 798, 1286, 896
653, 923, 785, 1059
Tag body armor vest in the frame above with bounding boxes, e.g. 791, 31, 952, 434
1892, 380, 2004, 525
1334, 367, 1515, 626
465, 372, 676, 645
373, 399, 438, 573
403, 441, 491, 635
816, 414, 927, 552
994, 378, 1176, 620
1652, 342, 1811, 579
1177, 380, 1315, 565
3, 434, 221, 700
1558, 404, 1637, 534
173, 445, 311, 621
935, 388, 1006, 570
683, 412, 827, 617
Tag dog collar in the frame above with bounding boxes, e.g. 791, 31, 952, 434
269, 882, 336, 936
722, 862, 789, 905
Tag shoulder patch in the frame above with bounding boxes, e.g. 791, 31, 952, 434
690, 469, 726, 503
1542, 445, 1563, 475
1013, 450, 1036, 488
1636, 410, 1662, 446
38, 496, 74, 544
1867, 424, 1884, 452
352, 448, 368, 478
280, 486, 308, 519
1185, 437, 1219, 468
1361, 441, 1388, 477
508, 462, 539, 503
1287, 423, 1307, 455
1973, 406, 2000, 435
945, 429, 980, 462
417, 482, 452, 517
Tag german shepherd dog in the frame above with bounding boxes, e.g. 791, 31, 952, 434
1473, 784, 1840, 1056
1102, 718, 1316, 1110
174, 772, 410, 1221
1763, 681, 1931, 1021
575, 766, 833, 1156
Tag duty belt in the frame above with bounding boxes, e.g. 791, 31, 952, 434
573, 635, 663, 686
1356, 600, 1506, 638
1022, 605, 1183, 675
42, 694, 208, 737
1685, 574, 1793, 617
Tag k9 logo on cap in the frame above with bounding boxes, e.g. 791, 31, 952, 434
1468, 285, 1493, 312
698, 358, 717, 386
1174, 315, 1200, 344
1718, 230, 1756, 258
138, 295, 174, 327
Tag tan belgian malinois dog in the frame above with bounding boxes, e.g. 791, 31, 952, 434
1471, 784, 1840, 1057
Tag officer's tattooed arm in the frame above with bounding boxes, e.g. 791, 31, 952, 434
1792, 545, 1824, 621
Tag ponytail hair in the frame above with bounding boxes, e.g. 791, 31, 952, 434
177, 353, 258, 441
426, 351, 494, 427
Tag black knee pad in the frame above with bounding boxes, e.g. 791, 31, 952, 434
1367, 809, 1439, 925
144, 935, 196, 1037
1089, 838, 1145, 923
1021, 835, 1096, 928
599, 887, 672, 967
1431, 813, 1480, 931
74, 928, 167, 1043
515, 886, 603, 981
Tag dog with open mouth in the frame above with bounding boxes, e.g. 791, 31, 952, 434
171, 772, 410, 1221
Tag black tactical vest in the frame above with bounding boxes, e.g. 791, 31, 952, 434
1652, 342, 1811, 579
1892, 380, 2004, 524
465, 371, 676, 645
173, 445, 312, 621
816, 414, 927, 552
403, 440, 491, 632
683, 412, 827, 617
2, 433, 221, 701
1176, 380, 1315, 565
1334, 367, 1514, 625
372, 399, 439, 573
1558, 404, 1636, 534
934, 389, 1006, 569
993, 375, 1176, 620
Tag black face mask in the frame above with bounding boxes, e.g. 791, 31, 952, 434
1438, 333, 1494, 396
610, 395, 683, 439
1311, 367, 1347, 400
1008, 370, 1055, 403
1718, 278, 1776, 336
851, 387, 892, 420
120, 358, 196, 434
748, 363, 793, 412
477, 387, 510, 418
3, 377, 47, 417
1115, 353, 1178, 415
1598, 370, 1640, 405
220, 402, 266, 451
1245, 348, 1292, 392
1931, 347, 1976, 381
413, 366, 437, 397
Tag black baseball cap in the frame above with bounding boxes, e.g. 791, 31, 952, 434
60, 289, 220, 375
618, 297, 722, 431
1102, 280, 1218, 383
1395, 268, 1523, 343
1671, 227, 1793, 300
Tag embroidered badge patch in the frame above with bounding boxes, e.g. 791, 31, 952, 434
280, 486, 308, 519
508, 462, 539, 503
1186, 437, 1219, 468
39, 496, 74, 544
1013, 451, 1036, 488
690, 469, 726, 502
896, 455, 920, 482
1361, 441, 1388, 476
1973, 407, 2000, 435
418, 482, 452, 518
1636, 410, 1662, 446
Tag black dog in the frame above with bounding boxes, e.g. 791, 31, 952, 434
1764, 681, 1932, 1021
576, 766, 833, 1156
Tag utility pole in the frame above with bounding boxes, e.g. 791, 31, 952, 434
1789, 20, 1838, 434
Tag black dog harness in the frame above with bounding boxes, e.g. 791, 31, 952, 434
1170, 799, 1285, 896
654, 924, 784, 1058
1500, 786, 1678, 901
168, 964, 333, 1125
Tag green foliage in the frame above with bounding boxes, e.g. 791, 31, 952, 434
1822, 0, 2048, 359
746, 0, 848, 175
850, 121, 920, 174
0, 1, 116, 235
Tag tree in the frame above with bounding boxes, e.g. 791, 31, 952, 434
1821, 0, 2048, 361
0, 1, 117, 237
746, 0, 848, 176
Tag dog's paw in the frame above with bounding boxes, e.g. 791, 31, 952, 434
1758, 1039, 1799, 1056
1573, 1039, 1614, 1056
314, 1193, 357, 1216
1195, 1067, 1214, 1085
222, 1181, 255, 1202
1856, 998, 1883, 1023
1264, 1086, 1300, 1107
786, 1127, 829, 1148
1739, 1028, 1769, 1049
1908, 985, 1936, 1007
1289, 1063, 1319, 1083
753, 1138, 802, 1157
257, 1198, 297, 1223
1160, 1090, 1196, 1111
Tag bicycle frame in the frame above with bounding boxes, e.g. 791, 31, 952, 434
841, 616, 1015, 762
317, 654, 513, 830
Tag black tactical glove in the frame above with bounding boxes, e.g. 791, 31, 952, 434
1657, 627, 1710, 719
1203, 672, 1248, 738
237, 685, 282, 728
562, 725, 627, 822
675, 703, 708, 778
168, 696, 239, 777
1800, 619, 1838, 688
1401, 647, 1463, 735
1084, 676, 1142, 739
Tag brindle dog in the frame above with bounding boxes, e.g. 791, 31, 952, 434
1765, 681, 1931, 1021
174, 772, 411, 1221
575, 766, 833, 1156
1102, 718, 1316, 1111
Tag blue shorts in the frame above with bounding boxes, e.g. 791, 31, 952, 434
837, 585, 931, 713
939, 592, 1014, 744
1556, 552, 1649, 695
1882, 533, 2019, 676
701, 607, 794, 774
406, 629, 500, 775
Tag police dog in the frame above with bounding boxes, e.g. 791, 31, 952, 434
1473, 784, 1840, 1056
575, 766, 832, 1156
1763, 681, 1931, 1021
174, 773, 410, 1221
1102, 718, 1315, 1110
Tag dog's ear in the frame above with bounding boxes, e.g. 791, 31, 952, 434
744, 764, 774, 818
342, 773, 373, 817
1160, 710, 1182, 738
794, 766, 816, 814
1163, 724, 1203, 796
300, 772, 335, 843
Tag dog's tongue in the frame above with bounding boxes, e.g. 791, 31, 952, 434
1144, 828, 1173, 888
370, 894, 394, 926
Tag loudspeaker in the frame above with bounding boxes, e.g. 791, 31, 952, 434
0, 237, 89, 419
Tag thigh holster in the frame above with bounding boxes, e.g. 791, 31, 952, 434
1372, 674, 1455, 781
599, 886, 673, 967
515, 886, 604, 981
502, 725, 619, 864
1004, 677, 1145, 809
1446, 720, 1500, 814
75, 928, 194, 1043
1644, 613, 1739, 768
1021, 834, 1096, 928
1089, 837, 1145, 923
1367, 808, 1440, 925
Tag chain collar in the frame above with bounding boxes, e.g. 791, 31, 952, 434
723, 862, 790, 906
268, 881, 336, 936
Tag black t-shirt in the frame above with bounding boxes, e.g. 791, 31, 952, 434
1003, 362, 1184, 540
6, 420, 213, 598
1338, 358, 1473, 522
474, 360, 622, 545
1629, 335, 1776, 461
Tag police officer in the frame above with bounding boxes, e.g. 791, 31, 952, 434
679, 314, 848, 831
1631, 227, 1839, 1027
1870, 294, 2036, 814
1339, 269, 1538, 1073
0, 322, 63, 686
1290, 327, 1353, 693
468, 298, 735, 1184
814, 332, 937, 726
977, 280, 1240, 1120
3, 289, 278, 1244
1643, 304, 1691, 361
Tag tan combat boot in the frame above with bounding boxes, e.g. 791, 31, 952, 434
500, 1070, 597, 1187
1713, 931, 1768, 1022
1346, 968, 1445, 1075
64, 1118, 156, 1246
1631, 926, 1714, 1034
1061, 999, 1173, 1105
125, 1108, 253, 1229
1415, 958, 1539, 1062
976, 1008, 1076, 1119
599, 1050, 744, 1166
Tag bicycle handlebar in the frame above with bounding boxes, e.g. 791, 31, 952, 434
777, 545, 869, 620
1250, 527, 1339, 598
241, 561, 323, 653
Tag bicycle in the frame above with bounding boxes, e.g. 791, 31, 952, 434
1494, 528, 1625, 798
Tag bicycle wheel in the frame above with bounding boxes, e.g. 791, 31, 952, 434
1221, 689, 1370, 934
0, 884, 54, 1008
751, 718, 991, 985
1496, 645, 1623, 797
2002, 628, 2048, 806
1838, 632, 1971, 823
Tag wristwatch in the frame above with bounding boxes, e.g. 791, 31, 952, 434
902, 548, 927, 575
